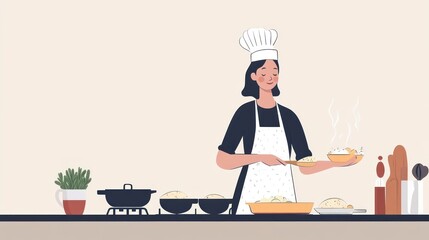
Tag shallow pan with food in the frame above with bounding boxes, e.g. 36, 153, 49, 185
247, 202, 314, 214
198, 198, 233, 215
160, 198, 199, 214
97, 183, 156, 207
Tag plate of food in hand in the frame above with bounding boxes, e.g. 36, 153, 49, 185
327, 147, 364, 165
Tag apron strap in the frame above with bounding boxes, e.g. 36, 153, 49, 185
275, 103, 285, 129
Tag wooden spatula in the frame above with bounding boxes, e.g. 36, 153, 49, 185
394, 145, 408, 214
283, 161, 316, 167
386, 154, 399, 214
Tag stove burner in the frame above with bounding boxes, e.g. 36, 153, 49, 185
106, 207, 149, 215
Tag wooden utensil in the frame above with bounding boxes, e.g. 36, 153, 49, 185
283, 161, 316, 167
394, 152, 403, 214
394, 145, 408, 181
394, 145, 408, 214
386, 154, 399, 214
385, 145, 409, 214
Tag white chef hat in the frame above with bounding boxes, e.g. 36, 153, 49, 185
239, 28, 278, 62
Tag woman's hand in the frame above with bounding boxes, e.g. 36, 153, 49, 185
258, 154, 286, 166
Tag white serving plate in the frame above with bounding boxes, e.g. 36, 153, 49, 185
314, 208, 367, 215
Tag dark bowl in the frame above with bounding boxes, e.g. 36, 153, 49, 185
198, 199, 232, 215
160, 199, 198, 214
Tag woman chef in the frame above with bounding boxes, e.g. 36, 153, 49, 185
216, 28, 359, 215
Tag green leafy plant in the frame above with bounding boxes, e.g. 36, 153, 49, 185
55, 167, 92, 189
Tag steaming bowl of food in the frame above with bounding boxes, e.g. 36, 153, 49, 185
327, 147, 364, 164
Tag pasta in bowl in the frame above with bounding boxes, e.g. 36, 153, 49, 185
327, 147, 364, 164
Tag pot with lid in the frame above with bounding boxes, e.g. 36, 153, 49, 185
97, 183, 156, 207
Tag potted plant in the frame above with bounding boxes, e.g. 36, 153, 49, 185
55, 167, 92, 215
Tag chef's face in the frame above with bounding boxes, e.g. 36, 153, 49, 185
250, 60, 279, 92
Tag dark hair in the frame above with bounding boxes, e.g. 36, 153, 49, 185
241, 59, 280, 99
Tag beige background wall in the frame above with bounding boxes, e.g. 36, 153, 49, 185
1, 0, 428, 214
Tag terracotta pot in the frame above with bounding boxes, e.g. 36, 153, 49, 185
55, 189, 86, 215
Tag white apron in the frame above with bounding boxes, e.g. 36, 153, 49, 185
236, 101, 297, 214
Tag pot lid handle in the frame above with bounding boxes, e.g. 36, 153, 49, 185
123, 183, 133, 190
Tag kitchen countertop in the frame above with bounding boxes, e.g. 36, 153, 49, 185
1, 214, 429, 221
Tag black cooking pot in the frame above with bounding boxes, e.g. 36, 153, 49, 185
198, 199, 233, 215
97, 184, 156, 207
160, 199, 198, 214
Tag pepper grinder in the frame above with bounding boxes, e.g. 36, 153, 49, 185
375, 156, 386, 214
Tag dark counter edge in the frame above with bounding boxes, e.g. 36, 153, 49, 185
1, 214, 429, 222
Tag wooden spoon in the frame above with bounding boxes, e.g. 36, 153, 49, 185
283, 161, 316, 167
386, 154, 399, 214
